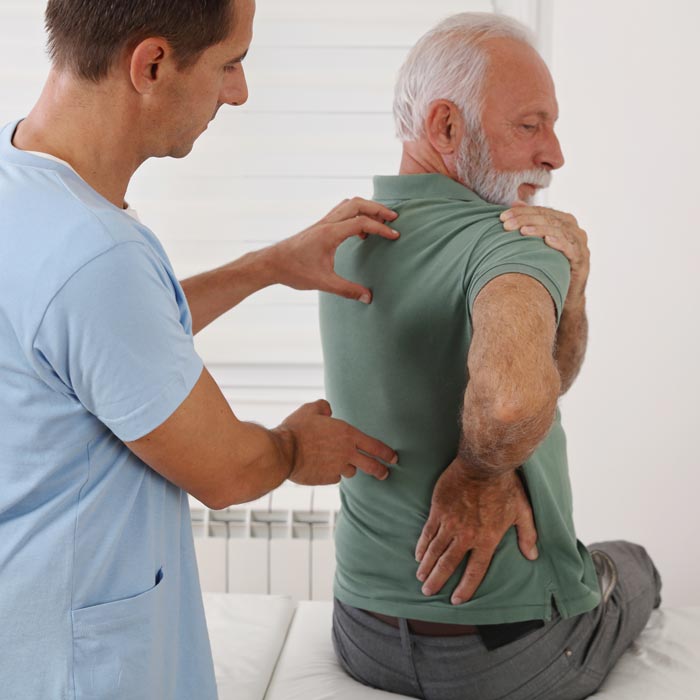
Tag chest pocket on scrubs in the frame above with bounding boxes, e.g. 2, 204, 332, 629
72, 567, 166, 700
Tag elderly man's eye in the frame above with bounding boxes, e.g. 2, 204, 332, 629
224, 64, 238, 73
521, 123, 537, 131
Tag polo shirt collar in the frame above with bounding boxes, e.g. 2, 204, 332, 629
373, 173, 483, 202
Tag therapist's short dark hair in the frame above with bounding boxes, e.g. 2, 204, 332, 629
45, 0, 235, 82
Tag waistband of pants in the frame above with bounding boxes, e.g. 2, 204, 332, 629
366, 610, 480, 636
363, 607, 547, 650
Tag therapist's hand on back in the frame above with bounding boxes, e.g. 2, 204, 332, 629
125, 369, 397, 510
274, 399, 397, 485
268, 197, 400, 304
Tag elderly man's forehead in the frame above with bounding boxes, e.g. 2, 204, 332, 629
480, 37, 557, 108
481, 36, 548, 74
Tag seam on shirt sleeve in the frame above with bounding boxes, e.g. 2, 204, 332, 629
31, 241, 150, 354
104, 356, 205, 443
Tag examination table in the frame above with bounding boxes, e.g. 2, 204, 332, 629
203, 594, 700, 700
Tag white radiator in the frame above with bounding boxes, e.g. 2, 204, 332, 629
191, 483, 341, 602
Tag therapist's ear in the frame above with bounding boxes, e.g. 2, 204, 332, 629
424, 101, 465, 157
129, 38, 173, 95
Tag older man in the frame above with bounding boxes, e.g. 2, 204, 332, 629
321, 13, 661, 700
0, 1, 405, 698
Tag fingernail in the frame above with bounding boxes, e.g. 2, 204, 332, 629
503, 220, 517, 231
417, 572, 426, 582
451, 597, 463, 606
500, 211, 513, 221
360, 293, 371, 305
392, 229, 400, 236
422, 586, 432, 596
391, 453, 399, 465
521, 226, 535, 234
381, 470, 390, 481
529, 546, 539, 560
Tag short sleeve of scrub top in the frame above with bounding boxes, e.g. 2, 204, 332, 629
33, 240, 204, 442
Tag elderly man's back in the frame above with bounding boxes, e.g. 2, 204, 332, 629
321, 173, 598, 624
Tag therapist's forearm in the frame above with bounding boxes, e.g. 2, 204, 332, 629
181, 247, 277, 336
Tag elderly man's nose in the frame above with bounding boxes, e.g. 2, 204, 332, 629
539, 131, 565, 170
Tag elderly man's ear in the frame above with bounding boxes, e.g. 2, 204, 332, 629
424, 100, 465, 156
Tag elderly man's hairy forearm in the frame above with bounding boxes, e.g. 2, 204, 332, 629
458, 274, 562, 480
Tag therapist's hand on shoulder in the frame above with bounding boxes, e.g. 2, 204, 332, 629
274, 399, 397, 485
414, 459, 538, 605
267, 197, 400, 304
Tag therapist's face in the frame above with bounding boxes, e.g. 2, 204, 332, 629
159, 0, 255, 158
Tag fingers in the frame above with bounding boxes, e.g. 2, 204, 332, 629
415, 515, 439, 563
309, 399, 332, 417
450, 547, 496, 605
416, 523, 452, 585
324, 197, 398, 225
500, 205, 577, 227
514, 487, 539, 561
353, 429, 398, 467
348, 451, 389, 481
339, 464, 357, 479
419, 537, 467, 597
332, 215, 400, 244
501, 213, 553, 232
520, 227, 585, 263
321, 274, 373, 305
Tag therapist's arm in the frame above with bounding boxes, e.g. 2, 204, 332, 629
181, 198, 399, 335
124, 367, 397, 509
414, 273, 560, 604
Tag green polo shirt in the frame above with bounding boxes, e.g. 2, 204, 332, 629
320, 174, 600, 624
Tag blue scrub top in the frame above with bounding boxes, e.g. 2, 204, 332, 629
0, 121, 218, 700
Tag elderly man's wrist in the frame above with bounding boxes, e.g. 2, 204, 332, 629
452, 453, 515, 484
564, 288, 587, 311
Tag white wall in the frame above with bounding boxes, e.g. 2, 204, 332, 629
548, 0, 700, 607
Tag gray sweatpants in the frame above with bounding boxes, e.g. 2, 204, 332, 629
332, 541, 662, 700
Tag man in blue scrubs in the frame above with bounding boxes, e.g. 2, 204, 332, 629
0, 1, 402, 697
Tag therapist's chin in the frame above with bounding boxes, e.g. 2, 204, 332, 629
165, 138, 198, 160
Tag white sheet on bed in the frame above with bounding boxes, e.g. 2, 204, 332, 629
263, 602, 700, 700
203, 593, 295, 700
595, 606, 700, 699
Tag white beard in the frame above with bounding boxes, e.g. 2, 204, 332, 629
455, 126, 552, 206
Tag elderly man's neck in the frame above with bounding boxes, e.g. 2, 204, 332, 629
399, 141, 458, 180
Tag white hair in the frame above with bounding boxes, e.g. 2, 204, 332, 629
393, 12, 536, 142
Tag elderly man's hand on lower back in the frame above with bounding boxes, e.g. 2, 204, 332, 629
415, 458, 539, 605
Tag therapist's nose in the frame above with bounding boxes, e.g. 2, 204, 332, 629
221, 66, 249, 107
